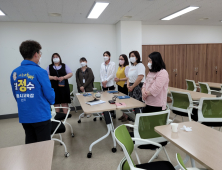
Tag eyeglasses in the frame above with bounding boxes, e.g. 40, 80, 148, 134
39, 51, 42, 55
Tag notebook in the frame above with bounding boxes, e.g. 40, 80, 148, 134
107, 91, 119, 94
117, 96, 130, 99
83, 93, 92, 97
116, 102, 126, 107
86, 100, 106, 106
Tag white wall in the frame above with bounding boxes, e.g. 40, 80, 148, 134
0, 22, 117, 115
1, 22, 222, 115
116, 21, 142, 57
142, 25, 222, 45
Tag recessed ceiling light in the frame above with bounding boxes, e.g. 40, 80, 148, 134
87, 2, 109, 19
161, 6, 199, 20
0, 9, 6, 16
199, 18, 209, 20
48, 13, 61, 17
122, 16, 132, 19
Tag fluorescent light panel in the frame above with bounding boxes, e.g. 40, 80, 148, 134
0, 10, 5, 16
161, 6, 199, 20
88, 2, 109, 19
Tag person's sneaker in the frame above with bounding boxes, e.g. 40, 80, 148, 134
87, 114, 91, 118
80, 114, 85, 118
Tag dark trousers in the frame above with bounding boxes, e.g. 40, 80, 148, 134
118, 84, 128, 95
22, 119, 51, 144
102, 86, 115, 116
102, 85, 115, 91
142, 105, 162, 113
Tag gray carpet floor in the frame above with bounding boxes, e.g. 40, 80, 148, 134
0, 109, 209, 170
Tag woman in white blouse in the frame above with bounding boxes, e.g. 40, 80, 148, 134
127, 51, 145, 115
100, 51, 116, 91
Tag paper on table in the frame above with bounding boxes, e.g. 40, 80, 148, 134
181, 125, 192, 132
116, 102, 126, 107
86, 100, 106, 106
76, 93, 80, 95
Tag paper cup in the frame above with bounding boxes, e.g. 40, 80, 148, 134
171, 123, 178, 133
93, 88, 97, 93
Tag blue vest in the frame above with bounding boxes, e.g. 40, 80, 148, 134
10, 60, 55, 123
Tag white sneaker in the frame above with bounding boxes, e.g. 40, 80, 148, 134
80, 114, 85, 118
87, 114, 91, 118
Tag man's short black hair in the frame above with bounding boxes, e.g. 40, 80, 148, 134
19, 40, 42, 60
149, 52, 166, 72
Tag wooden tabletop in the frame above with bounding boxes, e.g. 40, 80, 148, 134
196, 82, 222, 89
115, 92, 146, 110
76, 91, 145, 114
0, 140, 54, 170
168, 87, 216, 100
155, 122, 222, 170
76, 92, 116, 114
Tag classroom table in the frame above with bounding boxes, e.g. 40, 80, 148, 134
155, 122, 222, 170
0, 140, 54, 170
168, 87, 216, 100
196, 82, 222, 89
76, 91, 145, 158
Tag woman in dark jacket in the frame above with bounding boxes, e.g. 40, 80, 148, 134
76, 57, 94, 93
46, 53, 73, 114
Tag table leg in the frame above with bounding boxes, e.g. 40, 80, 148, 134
87, 111, 116, 158
174, 154, 190, 170
190, 157, 196, 167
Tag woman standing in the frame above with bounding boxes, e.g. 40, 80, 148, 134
46, 53, 73, 114
100, 51, 116, 91
127, 51, 145, 115
114, 54, 130, 122
142, 52, 169, 113
76, 57, 94, 93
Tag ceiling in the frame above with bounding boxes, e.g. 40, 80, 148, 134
0, 0, 222, 25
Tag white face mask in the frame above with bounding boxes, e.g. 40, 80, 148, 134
38, 57, 41, 66
104, 56, 109, 62
130, 57, 136, 63
80, 62, 87, 67
148, 63, 152, 69
53, 58, 60, 63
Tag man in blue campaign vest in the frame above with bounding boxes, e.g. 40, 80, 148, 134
10, 40, 55, 144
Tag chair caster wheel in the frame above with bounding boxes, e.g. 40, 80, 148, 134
78, 120, 81, 123
100, 117, 102, 120
87, 152, 92, 158
112, 148, 117, 153
71, 133, 75, 137
60, 143, 63, 145
65, 152, 70, 157
93, 118, 97, 121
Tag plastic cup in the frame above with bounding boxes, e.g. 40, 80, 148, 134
171, 123, 178, 133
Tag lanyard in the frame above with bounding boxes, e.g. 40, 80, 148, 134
54, 65, 60, 77
82, 70, 86, 78
105, 64, 109, 74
